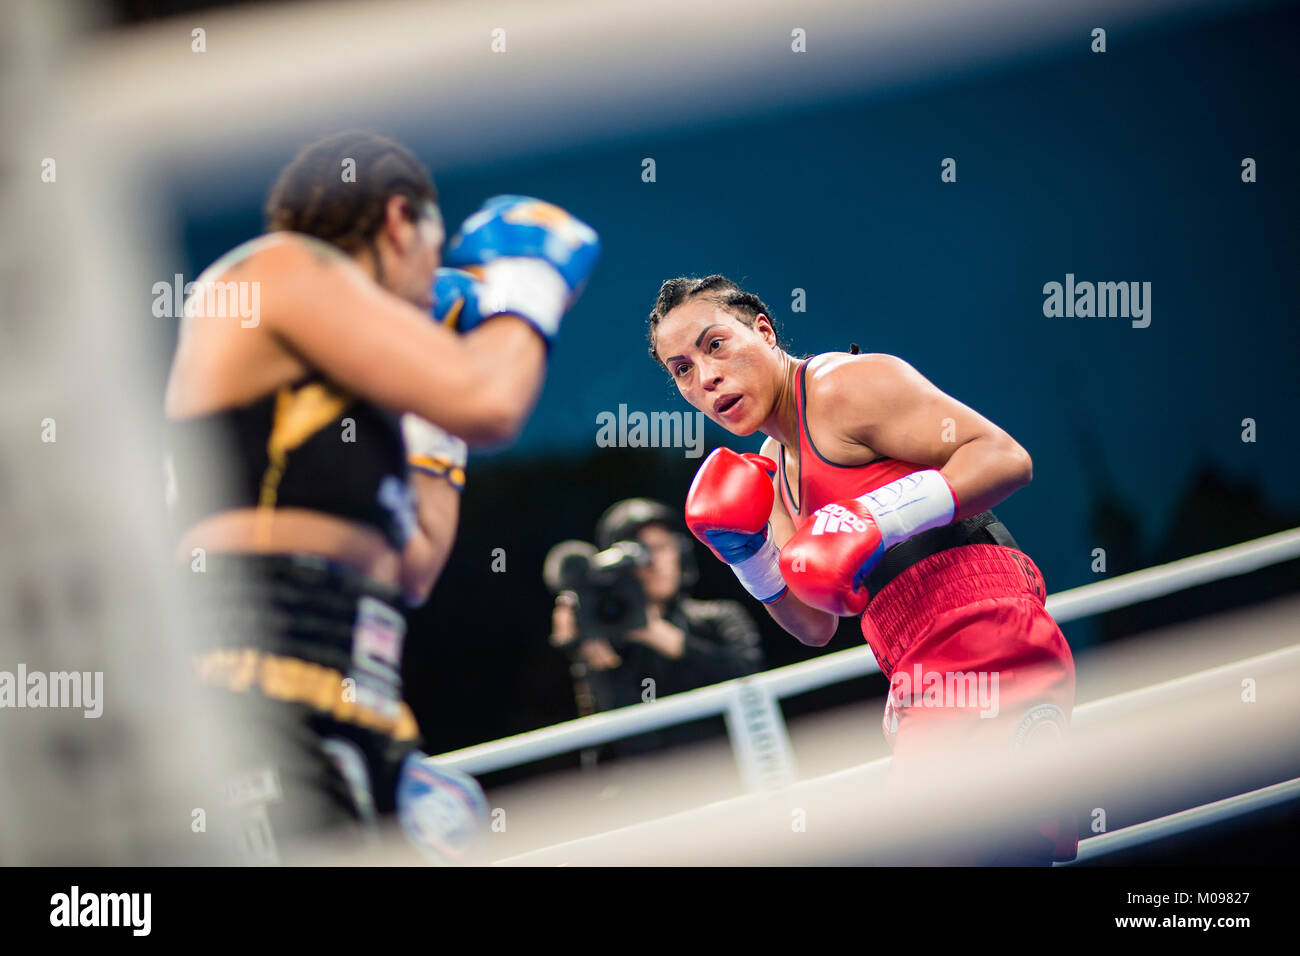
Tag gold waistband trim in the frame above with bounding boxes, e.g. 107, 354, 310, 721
195, 647, 418, 741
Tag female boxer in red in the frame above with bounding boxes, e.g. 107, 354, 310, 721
649, 275, 1077, 864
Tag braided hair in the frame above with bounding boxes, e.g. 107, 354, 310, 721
264, 131, 438, 258
647, 274, 782, 368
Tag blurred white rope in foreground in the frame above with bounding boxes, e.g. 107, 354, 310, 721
431, 529, 1300, 779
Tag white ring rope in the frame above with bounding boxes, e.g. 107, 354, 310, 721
431, 527, 1300, 775
1046, 527, 1300, 623
488, 642, 1300, 864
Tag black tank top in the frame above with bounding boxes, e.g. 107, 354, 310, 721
166, 376, 416, 550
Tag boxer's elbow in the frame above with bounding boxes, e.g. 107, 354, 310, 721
997, 436, 1032, 491
1013, 443, 1033, 489
793, 608, 838, 647
797, 626, 835, 648
768, 594, 836, 647
466, 385, 527, 445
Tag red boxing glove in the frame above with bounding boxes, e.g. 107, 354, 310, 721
685, 448, 787, 604
684, 448, 776, 563
779, 499, 886, 617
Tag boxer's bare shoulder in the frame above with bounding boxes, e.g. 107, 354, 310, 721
196, 232, 348, 286
806, 352, 914, 408
801, 352, 919, 462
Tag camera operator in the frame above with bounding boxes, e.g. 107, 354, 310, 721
548, 499, 764, 757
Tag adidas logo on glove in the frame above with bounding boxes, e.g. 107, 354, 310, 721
808, 503, 870, 536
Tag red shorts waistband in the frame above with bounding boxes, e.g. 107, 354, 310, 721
861, 544, 1047, 676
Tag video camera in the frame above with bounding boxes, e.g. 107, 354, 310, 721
543, 538, 649, 647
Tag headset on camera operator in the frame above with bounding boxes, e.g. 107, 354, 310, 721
545, 499, 764, 757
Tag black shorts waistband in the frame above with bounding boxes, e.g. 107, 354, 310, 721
187, 552, 418, 743
184, 552, 405, 677
864, 511, 1020, 602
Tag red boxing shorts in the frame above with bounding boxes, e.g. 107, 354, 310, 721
861, 544, 1078, 864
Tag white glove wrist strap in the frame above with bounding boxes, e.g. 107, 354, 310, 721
856, 469, 956, 550
402, 414, 467, 468
477, 257, 568, 340
730, 527, 787, 604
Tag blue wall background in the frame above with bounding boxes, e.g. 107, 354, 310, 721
173, 0, 1298, 590
162, 1, 1299, 747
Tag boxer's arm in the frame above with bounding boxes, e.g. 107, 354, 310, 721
818, 354, 1032, 519
260, 236, 547, 445
759, 438, 838, 647
399, 472, 459, 607
399, 413, 468, 605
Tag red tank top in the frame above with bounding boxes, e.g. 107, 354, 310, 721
778, 356, 926, 525
774, 356, 1048, 682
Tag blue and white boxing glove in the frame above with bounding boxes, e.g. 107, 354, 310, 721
443, 195, 600, 349
400, 267, 484, 488
402, 412, 467, 492
396, 751, 490, 865
430, 266, 489, 332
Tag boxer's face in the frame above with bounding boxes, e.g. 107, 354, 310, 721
379, 196, 443, 310
635, 523, 681, 602
656, 298, 781, 437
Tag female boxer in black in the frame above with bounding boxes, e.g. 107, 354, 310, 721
165, 131, 595, 858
